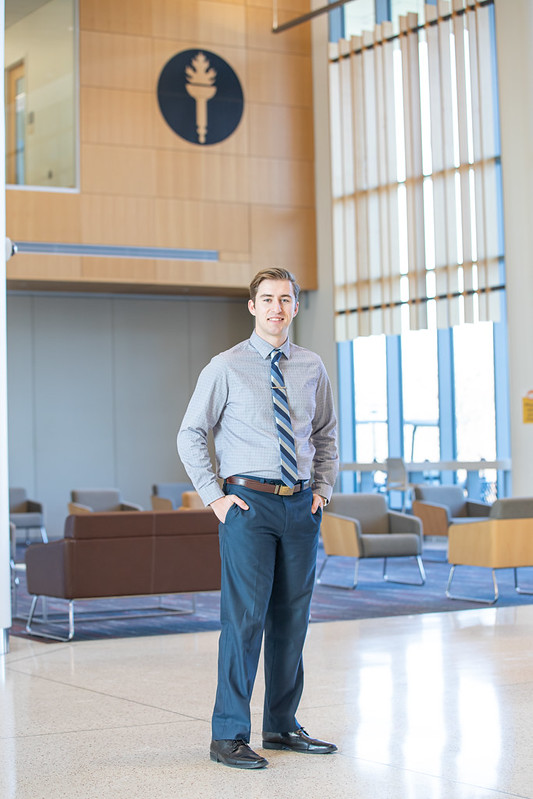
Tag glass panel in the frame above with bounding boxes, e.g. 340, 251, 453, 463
344, 0, 375, 37
5, 0, 76, 189
401, 328, 440, 461
353, 335, 388, 463
453, 322, 496, 461
14, 74, 26, 183
390, 0, 428, 34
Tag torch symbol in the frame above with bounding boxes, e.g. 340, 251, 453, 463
185, 52, 217, 144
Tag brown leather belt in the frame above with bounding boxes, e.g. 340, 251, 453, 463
225, 476, 310, 496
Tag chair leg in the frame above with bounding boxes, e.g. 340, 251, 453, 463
40, 526, 48, 544
446, 565, 499, 604
316, 555, 359, 590
316, 555, 329, 584
514, 568, 533, 595
383, 555, 426, 585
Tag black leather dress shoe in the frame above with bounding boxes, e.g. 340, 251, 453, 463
210, 739, 268, 769
262, 728, 337, 754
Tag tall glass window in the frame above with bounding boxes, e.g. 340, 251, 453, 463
344, 0, 376, 37
5, 0, 77, 189
453, 322, 496, 461
353, 335, 388, 462
401, 328, 440, 461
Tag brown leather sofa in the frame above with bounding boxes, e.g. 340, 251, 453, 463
24, 509, 221, 640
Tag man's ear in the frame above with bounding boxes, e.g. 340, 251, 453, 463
293, 302, 299, 318
248, 299, 256, 317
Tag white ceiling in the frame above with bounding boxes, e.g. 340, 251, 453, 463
5, 0, 52, 29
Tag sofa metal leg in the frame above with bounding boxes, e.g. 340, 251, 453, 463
446, 565, 499, 604
25, 596, 75, 642
383, 555, 426, 585
514, 568, 533, 595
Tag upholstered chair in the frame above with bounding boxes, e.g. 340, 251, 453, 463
68, 489, 142, 514
412, 484, 491, 538
319, 493, 425, 589
150, 482, 194, 511
9, 487, 48, 545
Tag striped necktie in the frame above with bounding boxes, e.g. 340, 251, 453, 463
270, 349, 298, 487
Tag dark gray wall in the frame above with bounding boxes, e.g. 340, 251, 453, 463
7, 293, 253, 538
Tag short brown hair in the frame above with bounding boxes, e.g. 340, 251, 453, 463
249, 268, 300, 304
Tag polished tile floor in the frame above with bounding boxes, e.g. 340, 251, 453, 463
2, 605, 533, 799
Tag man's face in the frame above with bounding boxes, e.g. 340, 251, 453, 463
248, 279, 299, 344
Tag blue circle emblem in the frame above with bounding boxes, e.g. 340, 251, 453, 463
157, 49, 244, 146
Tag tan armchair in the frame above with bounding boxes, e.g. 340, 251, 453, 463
319, 493, 425, 589
150, 482, 194, 511
68, 489, 142, 515
412, 485, 491, 537
446, 497, 533, 604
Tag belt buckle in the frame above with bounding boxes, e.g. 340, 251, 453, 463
277, 485, 294, 496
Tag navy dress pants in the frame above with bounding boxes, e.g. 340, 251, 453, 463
211, 484, 321, 741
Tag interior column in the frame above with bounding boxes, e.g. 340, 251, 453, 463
495, 0, 533, 495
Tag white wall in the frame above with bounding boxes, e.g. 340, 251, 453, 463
494, 0, 533, 496
7, 292, 252, 538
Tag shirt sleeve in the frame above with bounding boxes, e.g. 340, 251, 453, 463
177, 358, 228, 507
310, 363, 339, 502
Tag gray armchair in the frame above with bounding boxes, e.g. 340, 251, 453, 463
68, 489, 142, 514
319, 493, 425, 589
150, 482, 194, 511
9, 487, 48, 545
412, 485, 491, 538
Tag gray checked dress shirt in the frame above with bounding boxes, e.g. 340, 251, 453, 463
177, 330, 339, 507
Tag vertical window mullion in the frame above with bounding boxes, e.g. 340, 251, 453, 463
386, 335, 403, 457
337, 340, 357, 492
437, 328, 456, 485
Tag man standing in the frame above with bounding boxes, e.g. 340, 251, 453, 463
177, 268, 339, 769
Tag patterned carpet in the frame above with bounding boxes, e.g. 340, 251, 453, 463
10, 542, 533, 642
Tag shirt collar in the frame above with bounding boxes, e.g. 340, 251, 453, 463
250, 330, 291, 360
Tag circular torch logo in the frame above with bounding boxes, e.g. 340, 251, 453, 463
157, 49, 244, 146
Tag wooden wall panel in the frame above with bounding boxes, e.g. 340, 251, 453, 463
249, 157, 315, 207
80, 195, 155, 246
80, 0, 154, 35
80, 31, 154, 91
151, 1, 246, 46
154, 198, 249, 251
7, 0, 317, 295
81, 257, 157, 283
155, 150, 248, 203
246, 50, 313, 106
6, 191, 81, 242
248, 103, 314, 159
81, 144, 157, 196
80, 88, 156, 147
251, 205, 317, 286
6, 253, 82, 280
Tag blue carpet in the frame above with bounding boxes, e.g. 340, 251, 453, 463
10, 543, 533, 642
